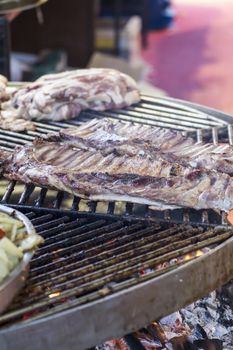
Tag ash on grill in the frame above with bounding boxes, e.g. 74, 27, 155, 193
98, 289, 233, 350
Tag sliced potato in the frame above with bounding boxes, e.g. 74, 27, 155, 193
0, 211, 43, 284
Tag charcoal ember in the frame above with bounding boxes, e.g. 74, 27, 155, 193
139, 337, 163, 349
98, 338, 129, 350
133, 330, 163, 349
98, 281, 233, 349
124, 334, 146, 349
169, 335, 198, 350
139, 268, 154, 277
181, 291, 233, 348
147, 322, 167, 346
160, 312, 191, 340
98, 285, 233, 350
194, 339, 223, 350
218, 280, 233, 308
192, 324, 208, 340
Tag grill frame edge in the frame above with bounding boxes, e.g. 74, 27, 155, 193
0, 213, 232, 350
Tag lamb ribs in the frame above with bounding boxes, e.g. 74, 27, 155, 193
1, 118, 233, 212
59, 118, 233, 176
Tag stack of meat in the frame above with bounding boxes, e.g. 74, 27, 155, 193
0, 75, 35, 132
10, 68, 140, 121
0, 68, 140, 131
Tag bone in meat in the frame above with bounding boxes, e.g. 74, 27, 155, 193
58, 118, 233, 176
1, 136, 233, 212
57, 118, 195, 154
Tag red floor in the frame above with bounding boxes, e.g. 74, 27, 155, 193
142, 0, 233, 114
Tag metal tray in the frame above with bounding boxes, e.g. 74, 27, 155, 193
0, 204, 36, 314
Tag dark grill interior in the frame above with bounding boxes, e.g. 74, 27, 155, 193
0, 207, 232, 330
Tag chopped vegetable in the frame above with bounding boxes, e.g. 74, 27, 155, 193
0, 212, 43, 284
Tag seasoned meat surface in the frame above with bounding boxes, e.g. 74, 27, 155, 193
59, 118, 233, 175
0, 79, 35, 132
1, 118, 233, 212
58, 118, 194, 154
0, 109, 35, 132
11, 69, 140, 121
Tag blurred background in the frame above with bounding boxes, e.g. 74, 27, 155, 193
0, 0, 232, 113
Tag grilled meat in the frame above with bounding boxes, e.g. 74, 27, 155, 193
1, 134, 233, 212
57, 118, 195, 154
11, 69, 140, 121
0, 75, 35, 131
172, 143, 233, 175
58, 118, 233, 175
0, 109, 35, 132
0, 75, 9, 102
0, 78, 35, 132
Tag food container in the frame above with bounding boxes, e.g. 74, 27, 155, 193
0, 205, 36, 314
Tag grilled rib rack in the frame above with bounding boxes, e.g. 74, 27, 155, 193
0, 96, 233, 350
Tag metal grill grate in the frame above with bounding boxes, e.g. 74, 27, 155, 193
0, 96, 233, 350
0, 180, 228, 226
0, 95, 232, 227
0, 207, 233, 350
0, 95, 233, 152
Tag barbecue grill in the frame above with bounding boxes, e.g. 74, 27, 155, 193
0, 95, 233, 350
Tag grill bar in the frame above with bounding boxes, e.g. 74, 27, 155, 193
18, 185, 35, 205
0, 123, 231, 152
92, 109, 219, 130
1, 180, 16, 203
0, 129, 34, 140
20, 230, 230, 309
27, 232, 220, 299
0, 96, 231, 152
0, 181, 228, 226
35, 188, 48, 207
